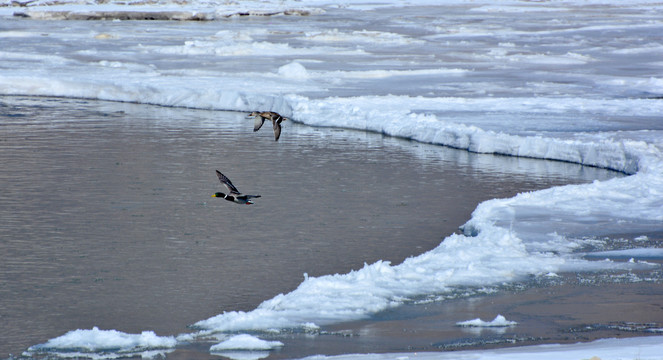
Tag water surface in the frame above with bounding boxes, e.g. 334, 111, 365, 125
0, 96, 621, 358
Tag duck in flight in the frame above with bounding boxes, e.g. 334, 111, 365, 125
248, 111, 287, 141
212, 170, 261, 205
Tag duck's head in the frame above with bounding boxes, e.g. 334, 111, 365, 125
212, 192, 225, 198
248, 111, 260, 117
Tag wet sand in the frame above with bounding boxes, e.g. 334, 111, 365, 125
0, 96, 654, 359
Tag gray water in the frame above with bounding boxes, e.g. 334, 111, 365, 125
0, 96, 622, 358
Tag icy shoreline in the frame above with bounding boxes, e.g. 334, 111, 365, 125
1, 85, 659, 175
1, 0, 326, 20
298, 336, 663, 360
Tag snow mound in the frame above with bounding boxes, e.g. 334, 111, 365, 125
456, 315, 518, 327
278, 62, 310, 80
26, 327, 177, 358
210, 334, 284, 351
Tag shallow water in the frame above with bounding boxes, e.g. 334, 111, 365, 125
0, 96, 622, 358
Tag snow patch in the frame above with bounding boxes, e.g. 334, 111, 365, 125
278, 62, 310, 80
456, 315, 518, 328
25, 327, 176, 358
210, 334, 284, 352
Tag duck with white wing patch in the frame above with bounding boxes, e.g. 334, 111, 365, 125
248, 111, 287, 141
212, 170, 261, 205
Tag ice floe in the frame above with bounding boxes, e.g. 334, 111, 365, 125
456, 315, 518, 328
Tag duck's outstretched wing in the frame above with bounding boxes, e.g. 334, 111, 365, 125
253, 116, 266, 132
216, 170, 241, 195
272, 119, 282, 141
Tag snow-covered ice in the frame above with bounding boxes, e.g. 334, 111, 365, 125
585, 248, 663, 260
456, 315, 518, 328
25, 327, 176, 359
210, 334, 284, 352
2, 0, 663, 358
296, 336, 663, 360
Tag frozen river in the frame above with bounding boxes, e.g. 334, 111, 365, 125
1, 0, 663, 358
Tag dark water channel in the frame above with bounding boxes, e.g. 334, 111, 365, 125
0, 96, 621, 358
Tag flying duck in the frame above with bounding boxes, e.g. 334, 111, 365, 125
212, 170, 261, 205
248, 111, 287, 141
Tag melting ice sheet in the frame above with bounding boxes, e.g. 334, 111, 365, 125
25, 327, 176, 359
210, 334, 284, 352
456, 315, 518, 328
2, 0, 663, 358
584, 248, 663, 261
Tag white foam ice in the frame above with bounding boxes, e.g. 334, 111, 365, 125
145, 40, 367, 57
25, 327, 176, 359
462, 160, 663, 245
456, 315, 518, 328
300, 29, 425, 45
192, 223, 656, 333
210, 334, 284, 352
0, 0, 329, 19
